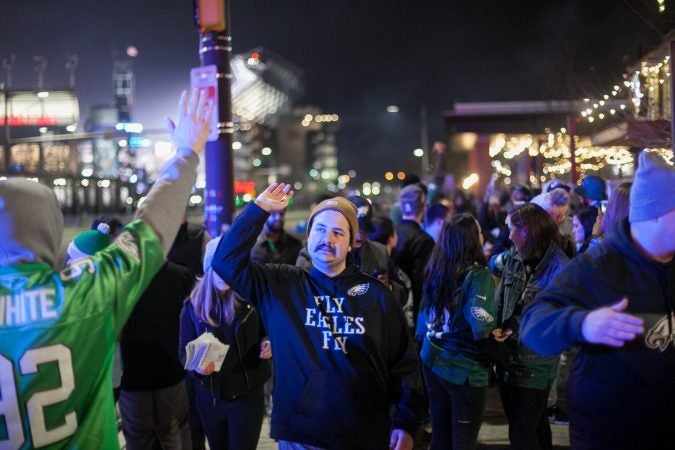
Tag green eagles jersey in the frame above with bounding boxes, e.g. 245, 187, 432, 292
0, 220, 164, 449
419, 267, 497, 387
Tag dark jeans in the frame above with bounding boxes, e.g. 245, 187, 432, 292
118, 380, 191, 450
196, 386, 265, 450
498, 383, 551, 450
185, 376, 206, 450
422, 365, 486, 450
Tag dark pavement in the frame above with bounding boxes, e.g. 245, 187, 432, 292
255, 387, 570, 449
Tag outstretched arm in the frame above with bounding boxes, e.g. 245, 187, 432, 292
580, 298, 644, 347
521, 258, 644, 355
135, 89, 214, 256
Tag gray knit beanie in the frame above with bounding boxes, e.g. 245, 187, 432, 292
629, 151, 675, 223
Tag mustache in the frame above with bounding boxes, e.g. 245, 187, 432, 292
314, 243, 335, 253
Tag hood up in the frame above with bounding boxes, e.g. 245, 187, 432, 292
0, 178, 63, 268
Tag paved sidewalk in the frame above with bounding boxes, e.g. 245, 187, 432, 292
256, 387, 570, 449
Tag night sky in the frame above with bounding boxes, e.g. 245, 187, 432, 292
1, 0, 671, 179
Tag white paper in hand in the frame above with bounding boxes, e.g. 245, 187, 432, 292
184, 332, 230, 373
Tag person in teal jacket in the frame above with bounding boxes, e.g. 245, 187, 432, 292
0, 89, 213, 449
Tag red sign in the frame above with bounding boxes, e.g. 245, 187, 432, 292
0, 91, 79, 127
0, 115, 59, 126
234, 180, 256, 196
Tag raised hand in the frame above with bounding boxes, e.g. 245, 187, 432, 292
581, 298, 644, 347
165, 89, 215, 154
255, 183, 294, 213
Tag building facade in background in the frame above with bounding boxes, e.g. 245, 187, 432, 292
0, 47, 341, 214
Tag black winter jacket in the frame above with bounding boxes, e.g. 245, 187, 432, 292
179, 299, 271, 400
521, 219, 675, 448
392, 220, 435, 325
120, 262, 193, 391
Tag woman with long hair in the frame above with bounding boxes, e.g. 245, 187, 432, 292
600, 182, 632, 236
418, 214, 499, 449
179, 237, 271, 450
490, 203, 572, 450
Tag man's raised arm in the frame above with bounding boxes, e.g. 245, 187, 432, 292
211, 183, 294, 302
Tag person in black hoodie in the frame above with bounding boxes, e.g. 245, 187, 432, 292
393, 183, 436, 331
180, 236, 271, 450
521, 151, 675, 450
212, 184, 426, 450
119, 261, 194, 449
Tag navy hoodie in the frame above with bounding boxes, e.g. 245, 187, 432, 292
521, 218, 675, 448
212, 203, 425, 450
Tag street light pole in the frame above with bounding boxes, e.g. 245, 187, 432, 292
197, 0, 234, 236
420, 103, 429, 175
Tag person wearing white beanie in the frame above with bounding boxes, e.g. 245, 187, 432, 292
520, 150, 675, 449
179, 234, 272, 450
531, 187, 575, 247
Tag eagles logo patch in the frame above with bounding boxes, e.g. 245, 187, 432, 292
645, 313, 675, 351
471, 307, 494, 322
347, 283, 370, 296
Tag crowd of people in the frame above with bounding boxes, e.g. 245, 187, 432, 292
1, 91, 674, 450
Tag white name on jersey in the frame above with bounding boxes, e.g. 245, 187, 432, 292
0, 288, 58, 326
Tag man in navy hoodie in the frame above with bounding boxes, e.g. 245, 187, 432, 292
520, 151, 675, 450
212, 183, 425, 450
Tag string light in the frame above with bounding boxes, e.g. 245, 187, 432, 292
578, 54, 671, 124
644, 148, 674, 165
537, 129, 634, 177
491, 43, 673, 183
491, 159, 512, 177
489, 134, 538, 159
